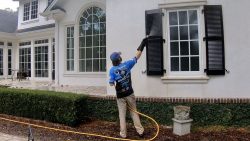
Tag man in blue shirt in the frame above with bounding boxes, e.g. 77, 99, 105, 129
109, 38, 147, 138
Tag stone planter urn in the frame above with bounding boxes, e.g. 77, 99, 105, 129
172, 106, 193, 136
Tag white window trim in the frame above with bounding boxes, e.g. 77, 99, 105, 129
162, 6, 208, 84
159, 0, 207, 9
22, 0, 39, 22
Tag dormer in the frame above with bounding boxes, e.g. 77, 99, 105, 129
13, 0, 55, 30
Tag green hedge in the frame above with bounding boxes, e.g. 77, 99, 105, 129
0, 88, 87, 126
1, 87, 250, 127
85, 99, 250, 126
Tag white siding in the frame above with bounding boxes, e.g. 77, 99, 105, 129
54, 0, 250, 98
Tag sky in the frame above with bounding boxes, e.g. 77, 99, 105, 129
0, 0, 19, 11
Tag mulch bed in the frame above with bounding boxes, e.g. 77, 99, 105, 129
0, 114, 249, 141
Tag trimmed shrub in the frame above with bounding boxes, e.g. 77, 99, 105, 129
0, 88, 87, 126
86, 99, 250, 126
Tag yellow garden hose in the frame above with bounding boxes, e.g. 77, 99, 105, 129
0, 105, 159, 141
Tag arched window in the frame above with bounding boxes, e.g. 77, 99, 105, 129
79, 6, 106, 72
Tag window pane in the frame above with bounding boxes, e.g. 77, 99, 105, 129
189, 10, 198, 24
70, 38, 74, 48
171, 57, 179, 71
67, 27, 70, 37
93, 59, 99, 72
86, 60, 92, 72
93, 47, 99, 58
82, 11, 88, 18
170, 42, 179, 56
79, 60, 85, 72
100, 35, 106, 46
180, 26, 188, 40
87, 7, 93, 15
86, 36, 92, 47
180, 41, 189, 55
70, 27, 74, 37
86, 48, 92, 59
100, 23, 106, 34
170, 27, 178, 40
169, 12, 177, 25
93, 35, 99, 46
93, 23, 100, 35
179, 11, 188, 25
93, 15, 99, 23
100, 47, 106, 58
79, 48, 85, 59
67, 61, 70, 71
191, 57, 199, 71
70, 49, 74, 59
181, 57, 189, 71
190, 25, 198, 39
79, 26, 85, 36
100, 59, 106, 72
86, 23, 92, 35
79, 37, 85, 47
190, 41, 199, 55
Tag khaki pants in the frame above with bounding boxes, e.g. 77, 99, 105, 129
116, 94, 144, 138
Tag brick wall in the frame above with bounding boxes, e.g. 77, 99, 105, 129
89, 96, 250, 104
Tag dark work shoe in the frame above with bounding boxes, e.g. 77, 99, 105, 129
138, 133, 144, 138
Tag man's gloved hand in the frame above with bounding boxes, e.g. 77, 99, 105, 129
137, 37, 148, 52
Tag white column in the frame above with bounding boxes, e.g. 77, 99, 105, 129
55, 22, 60, 85
14, 42, 19, 78
30, 40, 35, 79
48, 37, 52, 80
3, 42, 8, 79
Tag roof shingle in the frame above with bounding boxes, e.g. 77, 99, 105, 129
0, 9, 18, 33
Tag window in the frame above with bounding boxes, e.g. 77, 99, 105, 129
19, 41, 31, 46
35, 46, 49, 77
34, 39, 49, 77
0, 42, 4, 46
79, 6, 106, 72
19, 48, 31, 77
23, 3, 30, 21
145, 5, 225, 79
52, 38, 55, 80
168, 9, 200, 74
8, 42, 12, 47
8, 49, 12, 75
35, 39, 48, 44
31, 0, 38, 19
66, 26, 74, 71
23, 0, 38, 21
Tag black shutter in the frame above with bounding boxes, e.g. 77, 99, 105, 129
204, 5, 225, 75
145, 9, 164, 76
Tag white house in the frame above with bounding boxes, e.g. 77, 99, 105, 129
1, 0, 249, 98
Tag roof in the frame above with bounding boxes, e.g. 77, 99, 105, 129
17, 24, 55, 33
44, 0, 58, 13
0, 9, 18, 33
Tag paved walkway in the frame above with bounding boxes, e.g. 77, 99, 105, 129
0, 79, 107, 96
0, 132, 27, 141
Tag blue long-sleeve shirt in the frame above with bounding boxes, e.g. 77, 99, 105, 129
109, 57, 137, 98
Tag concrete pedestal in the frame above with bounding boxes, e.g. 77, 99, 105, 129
172, 118, 193, 136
